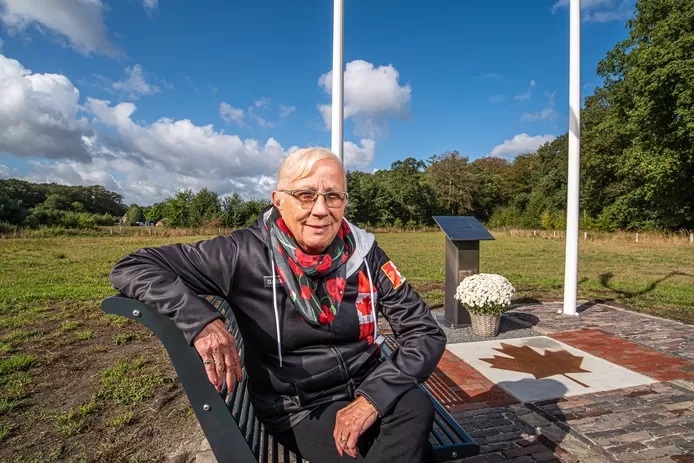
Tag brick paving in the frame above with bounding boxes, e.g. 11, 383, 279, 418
423, 350, 518, 411
552, 329, 694, 382
505, 302, 694, 361
529, 381, 694, 462
195, 302, 694, 462
438, 302, 694, 462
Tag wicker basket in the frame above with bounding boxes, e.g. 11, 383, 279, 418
470, 313, 501, 337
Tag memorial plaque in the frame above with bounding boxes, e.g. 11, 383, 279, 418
433, 216, 495, 327
434, 216, 495, 242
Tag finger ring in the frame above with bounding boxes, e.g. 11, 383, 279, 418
203, 358, 215, 365
340, 437, 347, 445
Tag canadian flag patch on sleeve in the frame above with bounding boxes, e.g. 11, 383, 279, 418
381, 260, 406, 289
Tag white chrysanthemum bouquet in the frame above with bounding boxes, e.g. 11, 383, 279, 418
454, 273, 516, 316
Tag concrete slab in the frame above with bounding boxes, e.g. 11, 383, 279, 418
447, 336, 656, 402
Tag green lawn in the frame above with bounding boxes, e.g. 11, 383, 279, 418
377, 231, 694, 323
0, 231, 692, 322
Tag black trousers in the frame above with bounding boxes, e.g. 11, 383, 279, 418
277, 387, 435, 463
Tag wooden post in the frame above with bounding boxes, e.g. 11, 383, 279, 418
583, 231, 587, 240
690, 233, 693, 244
635, 233, 639, 243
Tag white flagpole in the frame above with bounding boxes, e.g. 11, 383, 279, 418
331, 0, 345, 164
563, 0, 581, 315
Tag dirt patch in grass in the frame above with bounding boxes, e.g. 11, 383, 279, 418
0, 300, 203, 463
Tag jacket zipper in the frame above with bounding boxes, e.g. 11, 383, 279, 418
329, 322, 349, 382
330, 345, 349, 382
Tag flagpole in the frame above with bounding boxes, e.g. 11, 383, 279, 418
331, 0, 344, 164
563, 0, 580, 316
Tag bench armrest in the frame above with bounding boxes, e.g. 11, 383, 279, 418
101, 295, 258, 463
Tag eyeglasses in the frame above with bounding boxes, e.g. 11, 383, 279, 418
279, 189, 349, 209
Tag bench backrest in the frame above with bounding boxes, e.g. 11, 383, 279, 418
202, 295, 305, 462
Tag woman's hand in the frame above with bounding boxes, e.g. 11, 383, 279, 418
333, 396, 379, 458
193, 319, 243, 393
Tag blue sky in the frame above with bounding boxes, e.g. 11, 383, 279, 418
0, 0, 635, 205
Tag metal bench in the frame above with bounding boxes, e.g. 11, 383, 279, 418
101, 294, 479, 463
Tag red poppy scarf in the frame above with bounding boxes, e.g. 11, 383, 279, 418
265, 207, 356, 326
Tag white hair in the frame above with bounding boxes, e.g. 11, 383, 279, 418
277, 147, 346, 189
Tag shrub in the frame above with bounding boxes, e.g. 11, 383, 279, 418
540, 210, 554, 230
487, 206, 523, 228
0, 222, 17, 234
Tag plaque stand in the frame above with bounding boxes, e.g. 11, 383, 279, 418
433, 216, 495, 327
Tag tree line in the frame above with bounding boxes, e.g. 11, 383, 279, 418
124, 191, 271, 229
0, 180, 126, 232
0, 0, 691, 233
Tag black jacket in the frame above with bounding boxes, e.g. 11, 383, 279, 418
109, 210, 446, 434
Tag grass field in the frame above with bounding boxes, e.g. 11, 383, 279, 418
1, 231, 691, 321
0, 231, 692, 461
377, 232, 694, 323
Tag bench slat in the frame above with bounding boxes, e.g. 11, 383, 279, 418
272, 437, 279, 463
250, 418, 261, 458
238, 389, 253, 437
430, 421, 449, 446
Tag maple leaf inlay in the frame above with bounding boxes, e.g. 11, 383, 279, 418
480, 343, 590, 387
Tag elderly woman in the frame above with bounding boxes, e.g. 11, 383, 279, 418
109, 147, 446, 462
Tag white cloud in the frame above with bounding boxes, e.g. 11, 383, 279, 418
16, 138, 378, 205
490, 133, 556, 159
0, 53, 93, 161
344, 139, 375, 171
279, 104, 296, 118
515, 80, 536, 102
0, 37, 3, 50
521, 107, 557, 122
0, 163, 13, 177
84, 65, 169, 100
489, 94, 506, 104
551, 0, 635, 23
521, 92, 558, 122
0, 53, 379, 204
219, 102, 245, 126
141, 0, 158, 13
254, 97, 270, 108
11, 109, 289, 204
253, 115, 273, 129
319, 60, 411, 138
0, 0, 122, 57
24, 158, 121, 191
250, 97, 274, 127
86, 98, 287, 180
112, 64, 161, 99
220, 98, 295, 129
19, 156, 281, 205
